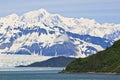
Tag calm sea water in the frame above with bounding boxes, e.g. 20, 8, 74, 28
0, 67, 120, 80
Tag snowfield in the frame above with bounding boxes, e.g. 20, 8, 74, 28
0, 54, 51, 67
0, 9, 120, 67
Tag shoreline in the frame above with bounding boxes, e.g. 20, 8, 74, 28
60, 71, 120, 75
86, 72, 118, 75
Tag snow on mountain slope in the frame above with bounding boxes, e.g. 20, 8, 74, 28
0, 9, 120, 58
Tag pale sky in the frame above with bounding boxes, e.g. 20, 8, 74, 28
0, 0, 120, 23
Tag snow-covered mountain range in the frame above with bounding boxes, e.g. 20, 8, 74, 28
0, 9, 120, 58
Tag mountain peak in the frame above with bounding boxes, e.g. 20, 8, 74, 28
37, 8, 48, 14
21, 9, 49, 22
22, 8, 49, 17
6, 13, 19, 20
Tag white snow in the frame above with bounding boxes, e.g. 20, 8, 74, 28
54, 34, 69, 44
0, 8, 120, 67
0, 9, 119, 39
0, 54, 51, 67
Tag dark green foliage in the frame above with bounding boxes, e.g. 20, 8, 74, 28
63, 40, 120, 73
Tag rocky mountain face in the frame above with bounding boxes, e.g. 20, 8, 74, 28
0, 9, 120, 57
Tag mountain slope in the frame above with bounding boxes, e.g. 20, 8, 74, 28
0, 9, 120, 57
18, 56, 75, 67
63, 40, 120, 73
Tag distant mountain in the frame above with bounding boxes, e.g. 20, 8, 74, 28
18, 56, 75, 67
63, 40, 120, 73
0, 8, 120, 57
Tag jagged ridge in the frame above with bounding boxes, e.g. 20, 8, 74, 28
0, 9, 120, 57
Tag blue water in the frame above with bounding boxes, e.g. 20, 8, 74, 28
0, 67, 120, 80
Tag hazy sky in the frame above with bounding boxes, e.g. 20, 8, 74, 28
0, 0, 120, 24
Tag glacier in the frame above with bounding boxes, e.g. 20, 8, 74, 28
0, 9, 120, 67
0, 54, 51, 67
